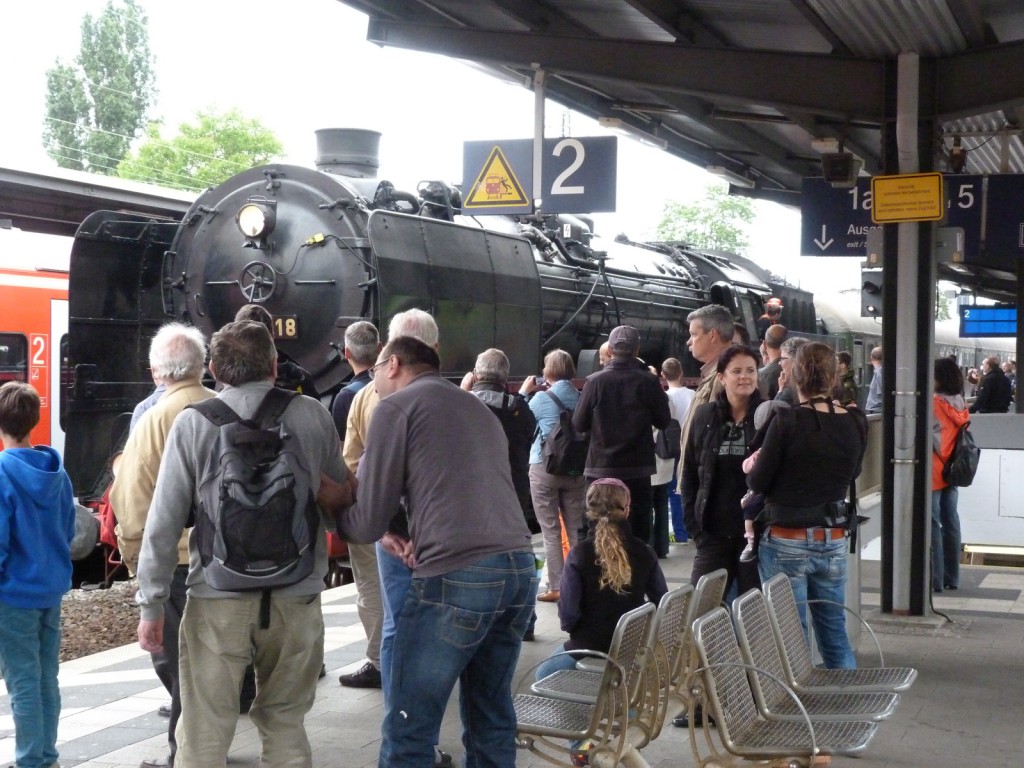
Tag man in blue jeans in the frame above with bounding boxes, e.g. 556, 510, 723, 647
337, 335, 536, 768
341, 309, 453, 766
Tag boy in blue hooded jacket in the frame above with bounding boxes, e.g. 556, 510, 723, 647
0, 382, 75, 768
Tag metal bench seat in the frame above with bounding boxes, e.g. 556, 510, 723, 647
530, 585, 693, 748
733, 588, 900, 722
516, 603, 655, 768
691, 607, 879, 765
763, 574, 918, 694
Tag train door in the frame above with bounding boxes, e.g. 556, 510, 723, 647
49, 299, 68, 457
0, 267, 68, 451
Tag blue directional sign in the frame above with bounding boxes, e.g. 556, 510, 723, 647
801, 175, 984, 258
959, 304, 1016, 338
985, 175, 1024, 262
800, 179, 877, 257
463, 136, 617, 215
944, 175, 984, 258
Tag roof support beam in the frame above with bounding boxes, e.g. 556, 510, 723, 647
366, 19, 886, 119
936, 38, 1024, 118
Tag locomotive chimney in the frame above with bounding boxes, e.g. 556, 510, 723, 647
315, 128, 381, 178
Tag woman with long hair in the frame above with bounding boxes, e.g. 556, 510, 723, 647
534, 478, 667, 680
748, 342, 867, 669
681, 344, 764, 596
932, 357, 968, 592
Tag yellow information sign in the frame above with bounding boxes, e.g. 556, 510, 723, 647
870, 172, 944, 223
464, 146, 529, 208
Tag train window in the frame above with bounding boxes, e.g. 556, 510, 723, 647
0, 334, 28, 384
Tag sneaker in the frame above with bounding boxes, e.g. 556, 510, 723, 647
739, 540, 757, 563
569, 738, 596, 766
338, 661, 382, 688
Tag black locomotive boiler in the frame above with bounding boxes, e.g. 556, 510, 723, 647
64, 128, 772, 499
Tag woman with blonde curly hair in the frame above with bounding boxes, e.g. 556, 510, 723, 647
534, 478, 667, 680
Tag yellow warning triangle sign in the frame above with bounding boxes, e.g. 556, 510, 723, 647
465, 146, 529, 208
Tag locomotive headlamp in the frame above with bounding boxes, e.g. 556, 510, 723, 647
236, 200, 277, 239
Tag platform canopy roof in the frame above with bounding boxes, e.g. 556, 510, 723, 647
338, 0, 1024, 296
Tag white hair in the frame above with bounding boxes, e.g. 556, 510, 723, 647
149, 323, 206, 382
387, 308, 439, 347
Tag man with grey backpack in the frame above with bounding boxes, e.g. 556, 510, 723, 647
136, 320, 350, 767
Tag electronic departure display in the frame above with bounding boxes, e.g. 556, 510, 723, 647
959, 304, 1017, 337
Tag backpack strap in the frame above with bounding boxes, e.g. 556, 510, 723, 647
543, 390, 569, 413
253, 387, 298, 428
187, 398, 243, 427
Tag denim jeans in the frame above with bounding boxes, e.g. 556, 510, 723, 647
0, 601, 61, 768
380, 551, 538, 768
376, 541, 414, 704
669, 460, 688, 542
931, 487, 961, 590
650, 482, 670, 558
758, 533, 856, 669
535, 643, 591, 681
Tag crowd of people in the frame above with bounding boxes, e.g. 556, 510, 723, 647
0, 295, 1005, 768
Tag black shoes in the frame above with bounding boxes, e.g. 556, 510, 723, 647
139, 759, 171, 768
157, 704, 171, 718
672, 707, 716, 728
434, 749, 453, 768
339, 661, 382, 688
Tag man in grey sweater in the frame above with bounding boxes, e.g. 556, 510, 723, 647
337, 335, 536, 768
135, 320, 349, 767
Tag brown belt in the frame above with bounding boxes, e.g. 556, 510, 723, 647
769, 525, 848, 542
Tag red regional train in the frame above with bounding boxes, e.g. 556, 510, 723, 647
0, 225, 69, 453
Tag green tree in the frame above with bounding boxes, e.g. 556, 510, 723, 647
936, 288, 953, 321
43, 0, 156, 173
655, 185, 755, 253
117, 109, 283, 191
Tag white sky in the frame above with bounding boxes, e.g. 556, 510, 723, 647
1, 0, 861, 294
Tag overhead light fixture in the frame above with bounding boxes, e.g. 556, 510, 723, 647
610, 102, 680, 115
598, 116, 668, 150
706, 165, 756, 189
949, 136, 968, 173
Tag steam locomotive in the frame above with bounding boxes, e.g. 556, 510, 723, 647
70, 129, 1015, 501
65, 128, 806, 499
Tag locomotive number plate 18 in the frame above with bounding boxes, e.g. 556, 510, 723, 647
273, 315, 299, 340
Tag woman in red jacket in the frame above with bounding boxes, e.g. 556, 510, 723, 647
932, 358, 970, 592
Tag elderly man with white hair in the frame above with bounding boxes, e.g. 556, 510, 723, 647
110, 322, 215, 768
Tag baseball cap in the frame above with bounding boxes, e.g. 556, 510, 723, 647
608, 325, 640, 352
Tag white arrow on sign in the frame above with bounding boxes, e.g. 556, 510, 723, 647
813, 225, 834, 251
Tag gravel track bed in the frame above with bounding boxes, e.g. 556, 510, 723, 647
61, 580, 139, 662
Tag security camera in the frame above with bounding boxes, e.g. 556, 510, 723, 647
821, 152, 863, 189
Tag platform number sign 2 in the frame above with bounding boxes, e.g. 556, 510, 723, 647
463, 137, 617, 215
29, 333, 48, 406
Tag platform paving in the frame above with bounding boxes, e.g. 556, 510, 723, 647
1, 538, 1022, 767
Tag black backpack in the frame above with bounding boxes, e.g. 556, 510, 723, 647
541, 390, 589, 476
654, 418, 682, 460
188, 388, 320, 592
942, 421, 981, 487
